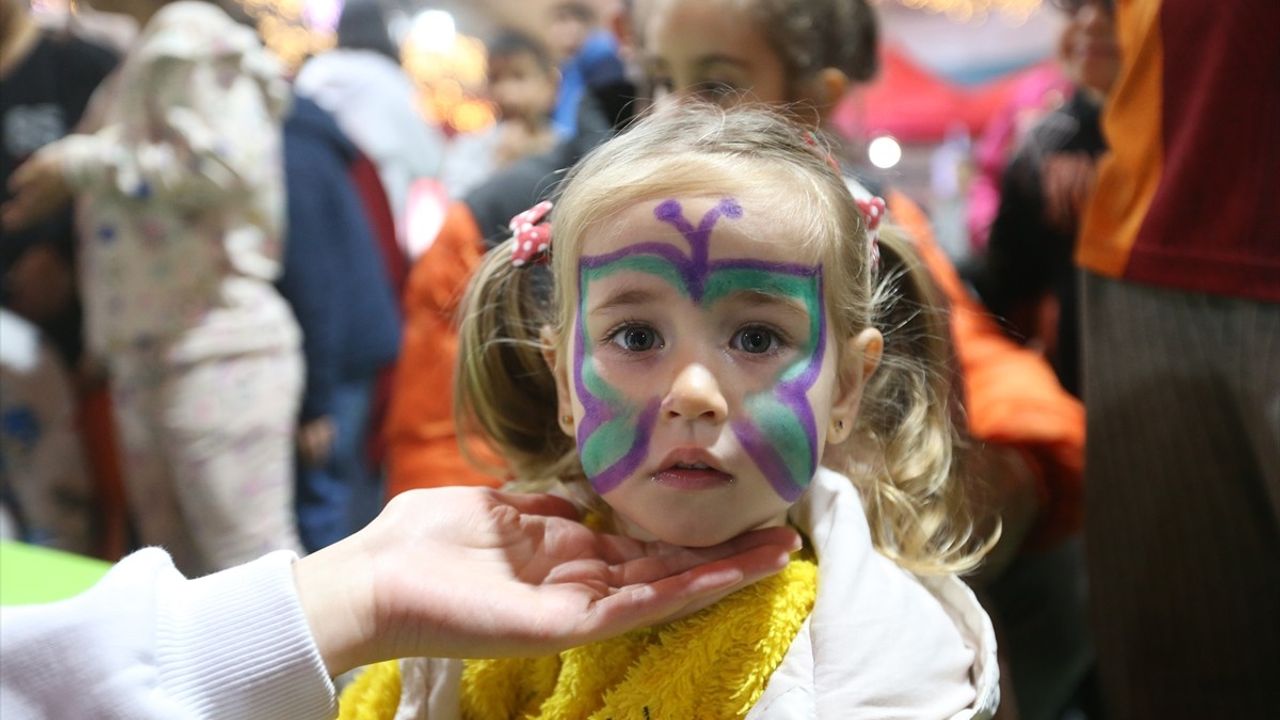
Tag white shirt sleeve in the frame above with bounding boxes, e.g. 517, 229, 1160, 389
1, 547, 336, 719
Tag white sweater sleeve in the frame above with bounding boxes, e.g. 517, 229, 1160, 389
1, 548, 336, 719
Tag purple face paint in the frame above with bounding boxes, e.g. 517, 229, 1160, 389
574, 198, 827, 499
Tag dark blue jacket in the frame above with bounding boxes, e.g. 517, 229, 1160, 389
277, 95, 401, 421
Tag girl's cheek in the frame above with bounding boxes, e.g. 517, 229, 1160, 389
730, 354, 800, 395
589, 352, 662, 401
805, 343, 847, 443
574, 349, 661, 494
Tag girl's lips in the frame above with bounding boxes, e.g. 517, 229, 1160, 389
652, 467, 735, 491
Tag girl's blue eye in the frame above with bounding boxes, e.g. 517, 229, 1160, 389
610, 324, 661, 352
732, 326, 779, 354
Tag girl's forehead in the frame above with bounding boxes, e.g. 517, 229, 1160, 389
582, 194, 825, 266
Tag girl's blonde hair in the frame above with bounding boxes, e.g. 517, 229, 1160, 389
456, 104, 992, 575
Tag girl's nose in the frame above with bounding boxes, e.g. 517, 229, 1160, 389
661, 362, 729, 424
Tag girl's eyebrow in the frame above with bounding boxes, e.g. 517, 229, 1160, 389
591, 287, 809, 317
589, 286, 669, 315
719, 290, 810, 321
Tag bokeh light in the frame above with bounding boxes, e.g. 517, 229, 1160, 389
868, 135, 904, 169
400, 12, 494, 134
237, 0, 337, 69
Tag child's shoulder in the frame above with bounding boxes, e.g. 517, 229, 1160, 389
775, 468, 999, 717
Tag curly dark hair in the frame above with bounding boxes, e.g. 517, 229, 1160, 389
747, 0, 880, 84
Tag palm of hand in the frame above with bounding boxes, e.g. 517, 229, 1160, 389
298, 486, 797, 675
1, 150, 71, 232
368, 490, 764, 659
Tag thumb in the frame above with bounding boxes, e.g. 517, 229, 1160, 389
575, 541, 794, 645
491, 490, 582, 520
8, 157, 40, 191
1, 200, 30, 232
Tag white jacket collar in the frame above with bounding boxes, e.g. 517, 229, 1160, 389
394, 468, 1000, 719
748, 467, 999, 718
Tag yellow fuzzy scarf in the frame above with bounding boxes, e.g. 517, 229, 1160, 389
339, 556, 817, 720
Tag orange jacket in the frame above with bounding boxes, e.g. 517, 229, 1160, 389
384, 201, 503, 496
890, 191, 1083, 549
386, 193, 1085, 548
1077, 0, 1280, 301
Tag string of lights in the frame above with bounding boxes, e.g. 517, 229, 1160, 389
32, 1, 1047, 134
889, 0, 1043, 22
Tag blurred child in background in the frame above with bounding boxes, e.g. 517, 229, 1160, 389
974, 0, 1119, 398
440, 31, 559, 199
547, 0, 622, 137
4, 0, 304, 575
296, 0, 445, 252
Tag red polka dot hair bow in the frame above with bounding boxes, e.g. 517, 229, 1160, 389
802, 130, 842, 173
855, 195, 886, 268
509, 200, 553, 268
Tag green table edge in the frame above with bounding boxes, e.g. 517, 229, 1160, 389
0, 541, 111, 606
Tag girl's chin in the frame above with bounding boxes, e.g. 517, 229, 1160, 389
608, 511, 737, 547
608, 507, 789, 548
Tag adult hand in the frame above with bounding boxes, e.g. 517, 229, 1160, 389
1041, 152, 1096, 233
2, 149, 72, 232
294, 486, 800, 676
4, 245, 75, 323
297, 416, 336, 467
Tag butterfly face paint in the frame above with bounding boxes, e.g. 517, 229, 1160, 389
574, 198, 826, 501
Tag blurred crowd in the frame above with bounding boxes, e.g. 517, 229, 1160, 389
1, 0, 1275, 718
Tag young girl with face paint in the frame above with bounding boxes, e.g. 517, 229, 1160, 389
640, 2, 1090, 715
338, 105, 1000, 719
642, 0, 1086, 583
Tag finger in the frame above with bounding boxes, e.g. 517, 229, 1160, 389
536, 526, 798, 591
593, 525, 800, 569
3, 192, 54, 232
1, 201, 30, 232
1043, 167, 1061, 209
8, 164, 31, 191
541, 556, 611, 586
720, 526, 802, 555
491, 491, 581, 521
1046, 185, 1067, 227
1071, 168, 1092, 211
602, 526, 800, 587
574, 543, 794, 644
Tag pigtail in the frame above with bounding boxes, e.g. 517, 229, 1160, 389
453, 239, 578, 482
451, 104, 994, 575
853, 224, 995, 576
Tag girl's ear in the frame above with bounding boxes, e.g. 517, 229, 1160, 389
809, 67, 851, 118
828, 327, 883, 443
540, 325, 576, 437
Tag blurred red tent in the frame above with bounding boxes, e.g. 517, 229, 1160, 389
833, 43, 1065, 144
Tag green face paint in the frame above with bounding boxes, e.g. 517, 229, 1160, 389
574, 198, 826, 500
